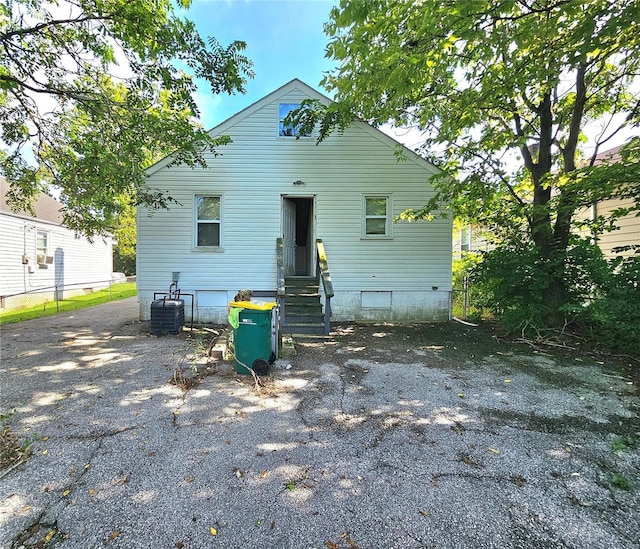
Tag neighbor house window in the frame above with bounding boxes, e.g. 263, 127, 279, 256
36, 230, 50, 267
195, 195, 221, 247
460, 227, 471, 251
363, 196, 391, 238
278, 103, 310, 137
36, 230, 49, 256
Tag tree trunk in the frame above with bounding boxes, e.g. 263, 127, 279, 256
528, 91, 569, 316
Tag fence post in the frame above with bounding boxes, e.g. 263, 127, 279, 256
109, 280, 113, 300
463, 276, 469, 320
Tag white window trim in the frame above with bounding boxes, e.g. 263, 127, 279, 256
36, 229, 50, 254
460, 226, 472, 252
35, 229, 51, 268
362, 195, 393, 239
194, 194, 223, 251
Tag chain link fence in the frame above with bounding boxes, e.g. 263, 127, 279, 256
0, 277, 135, 314
451, 276, 482, 322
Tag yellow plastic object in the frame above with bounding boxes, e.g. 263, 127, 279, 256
229, 300, 276, 311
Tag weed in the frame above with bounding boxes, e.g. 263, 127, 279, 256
1, 412, 34, 473
611, 436, 638, 454
610, 473, 632, 491
188, 331, 209, 357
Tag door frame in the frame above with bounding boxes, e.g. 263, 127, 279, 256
281, 194, 316, 277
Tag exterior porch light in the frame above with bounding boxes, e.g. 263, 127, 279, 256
293, 180, 304, 185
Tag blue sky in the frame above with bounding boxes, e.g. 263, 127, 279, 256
185, 0, 338, 129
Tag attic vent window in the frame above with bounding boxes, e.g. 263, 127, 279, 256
279, 103, 310, 138
195, 195, 221, 247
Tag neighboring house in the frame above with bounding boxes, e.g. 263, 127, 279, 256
0, 177, 114, 311
579, 146, 639, 259
452, 223, 493, 260
452, 146, 638, 263
137, 79, 452, 334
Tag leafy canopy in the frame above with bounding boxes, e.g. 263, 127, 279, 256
288, 0, 640, 318
1, 0, 253, 236
293, 0, 640, 247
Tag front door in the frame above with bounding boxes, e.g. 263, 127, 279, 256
282, 196, 315, 276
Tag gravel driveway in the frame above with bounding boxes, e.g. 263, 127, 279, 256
1, 297, 639, 548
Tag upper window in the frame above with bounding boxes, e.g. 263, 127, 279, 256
278, 103, 310, 137
195, 195, 221, 247
363, 196, 391, 238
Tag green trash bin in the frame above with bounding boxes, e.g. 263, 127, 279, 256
229, 301, 276, 375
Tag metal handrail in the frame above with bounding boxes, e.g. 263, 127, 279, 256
276, 238, 286, 326
316, 239, 334, 335
275, 237, 285, 297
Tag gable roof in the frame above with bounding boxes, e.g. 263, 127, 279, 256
0, 176, 64, 225
593, 145, 622, 165
147, 78, 438, 176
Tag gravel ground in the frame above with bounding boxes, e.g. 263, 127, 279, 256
1, 297, 638, 549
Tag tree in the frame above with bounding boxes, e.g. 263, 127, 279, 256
292, 0, 640, 320
112, 201, 136, 275
1, 0, 253, 237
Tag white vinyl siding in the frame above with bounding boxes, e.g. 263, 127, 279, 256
139, 80, 452, 322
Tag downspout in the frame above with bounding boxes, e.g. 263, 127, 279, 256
23, 223, 35, 293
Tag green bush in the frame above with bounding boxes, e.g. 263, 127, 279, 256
469, 238, 640, 355
582, 254, 640, 355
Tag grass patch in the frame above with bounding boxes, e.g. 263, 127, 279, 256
611, 436, 638, 454
0, 282, 137, 324
610, 472, 632, 491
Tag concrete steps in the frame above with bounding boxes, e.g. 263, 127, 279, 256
281, 276, 328, 339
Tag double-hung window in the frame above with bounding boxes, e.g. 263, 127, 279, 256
195, 195, 221, 247
363, 195, 391, 238
460, 227, 472, 251
36, 230, 49, 256
36, 230, 50, 266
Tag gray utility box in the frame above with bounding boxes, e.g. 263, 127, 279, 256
150, 299, 185, 335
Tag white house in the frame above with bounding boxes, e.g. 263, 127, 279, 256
137, 79, 452, 334
0, 177, 114, 311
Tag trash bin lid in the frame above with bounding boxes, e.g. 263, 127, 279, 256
229, 300, 276, 310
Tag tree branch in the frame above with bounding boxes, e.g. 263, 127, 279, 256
0, 15, 113, 41
562, 64, 587, 172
